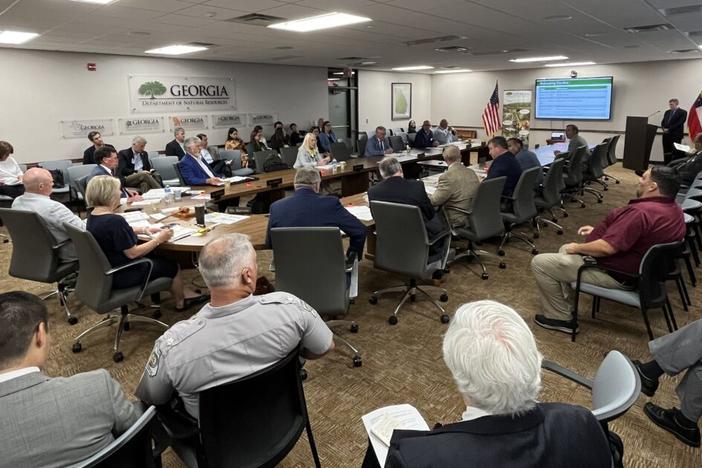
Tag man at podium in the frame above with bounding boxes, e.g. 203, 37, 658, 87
661, 98, 688, 164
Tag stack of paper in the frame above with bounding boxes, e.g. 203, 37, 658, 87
345, 205, 373, 221
130, 199, 161, 207
204, 212, 249, 225
362, 404, 430, 465
168, 225, 197, 242
142, 187, 191, 200
223, 176, 254, 183
120, 211, 150, 224
674, 142, 691, 153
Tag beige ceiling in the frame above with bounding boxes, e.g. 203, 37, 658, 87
1, 0, 701, 71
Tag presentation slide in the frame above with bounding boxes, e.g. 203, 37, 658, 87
535, 77, 613, 120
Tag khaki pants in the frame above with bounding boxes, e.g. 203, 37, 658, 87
531, 245, 625, 321
125, 172, 161, 194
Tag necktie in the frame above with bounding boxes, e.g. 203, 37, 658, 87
380, 139, 384, 151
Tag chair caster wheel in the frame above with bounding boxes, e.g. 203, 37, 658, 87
300, 369, 308, 381
72, 342, 82, 353
153, 310, 162, 319
440, 314, 450, 324
531, 249, 539, 255
557, 230, 564, 235
580, 204, 586, 208
481, 272, 489, 280
410, 294, 416, 302
563, 212, 569, 218
439, 293, 449, 302
497, 249, 505, 256
388, 315, 398, 325
369, 296, 378, 305
113, 351, 124, 363
353, 356, 362, 367
123, 322, 130, 331
615, 180, 620, 184
533, 232, 540, 239
499, 262, 506, 269
350, 323, 359, 333
597, 199, 602, 204
67, 316, 78, 325
604, 187, 608, 191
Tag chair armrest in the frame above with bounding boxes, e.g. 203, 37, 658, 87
105, 258, 154, 301
575, 258, 638, 285
427, 229, 451, 246
154, 403, 199, 440
542, 360, 594, 390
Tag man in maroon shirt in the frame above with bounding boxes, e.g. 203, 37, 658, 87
531, 166, 686, 334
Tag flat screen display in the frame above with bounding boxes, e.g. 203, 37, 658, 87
534, 76, 613, 120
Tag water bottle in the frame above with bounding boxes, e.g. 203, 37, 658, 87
163, 185, 174, 205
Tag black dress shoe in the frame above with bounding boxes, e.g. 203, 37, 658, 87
632, 360, 659, 397
534, 314, 579, 335
644, 403, 701, 447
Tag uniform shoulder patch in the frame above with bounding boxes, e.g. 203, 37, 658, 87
146, 347, 162, 377
258, 291, 297, 305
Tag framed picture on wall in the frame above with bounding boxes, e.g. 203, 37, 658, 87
391, 82, 412, 120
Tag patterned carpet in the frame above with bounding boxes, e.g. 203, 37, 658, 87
2, 164, 699, 467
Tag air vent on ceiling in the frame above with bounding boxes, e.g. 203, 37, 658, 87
348, 61, 377, 67
434, 46, 469, 52
624, 23, 672, 33
688, 30, 702, 39
659, 5, 702, 16
188, 41, 215, 47
670, 48, 700, 54
271, 55, 302, 61
337, 56, 367, 61
470, 48, 527, 56
405, 35, 462, 46
226, 13, 286, 26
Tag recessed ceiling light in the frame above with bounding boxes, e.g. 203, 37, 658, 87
391, 65, 434, 71
360, 61, 377, 65
543, 15, 573, 21
434, 69, 472, 74
0, 31, 39, 44
333, 71, 355, 75
699, 44, 702, 49
509, 55, 568, 63
268, 12, 371, 32
70, 0, 117, 4
145, 44, 208, 55
544, 61, 596, 67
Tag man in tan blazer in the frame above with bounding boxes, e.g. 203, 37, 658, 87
429, 146, 480, 227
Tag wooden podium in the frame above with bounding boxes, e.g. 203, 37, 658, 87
622, 116, 658, 171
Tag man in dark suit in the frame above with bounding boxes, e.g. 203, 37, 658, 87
661, 98, 688, 164
85, 146, 141, 201
413, 120, 438, 149
0, 292, 141, 467
165, 127, 187, 160
82, 131, 115, 165
366, 300, 612, 468
117, 136, 161, 193
266, 167, 367, 259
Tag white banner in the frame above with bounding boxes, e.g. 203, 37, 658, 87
248, 113, 278, 126
211, 113, 246, 129
168, 114, 209, 131
60, 119, 114, 139
128, 75, 236, 114
118, 117, 165, 134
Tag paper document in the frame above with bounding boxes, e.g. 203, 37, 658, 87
120, 211, 150, 224
345, 205, 373, 221
191, 194, 211, 200
142, 187, 191, 200
362, 404, 429, 465
223, 176, 254, 183
168, 225, 196, 242
130, 199, 161, 207
424, 185, 437, 195
204, 212, 249, 225
674, 143, 691, 153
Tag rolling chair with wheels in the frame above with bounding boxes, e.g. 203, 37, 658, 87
271, 227, 362, 367
583, 142, 609, 195
253, 149, 278, 173
389, 135, 405, 153
330, 141, 352, 161
447, 176, 507, 280
369, 201, 452, 324
534, 158, 566, 237
150, 156, 181, 186
64, 224, 172, 362
602, 135, 621, 184
498, 167, 541, 256
67, 164, 96, 202
358, 134, 368, 156
561, 145, 589, 208
39, 159, 72, 198
220, 150, 256, 176
0, 208, 80, 324
280, 146, 298, 166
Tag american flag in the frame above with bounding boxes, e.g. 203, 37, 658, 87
482, 81, 501, 137
688, 90, 702, 141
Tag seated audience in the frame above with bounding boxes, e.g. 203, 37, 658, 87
379, 300, 612, 467
669, 133, 702, 187
224, 127, 250, 169
631, 318, 702, 447
554, 124, 588, 158
508, 137, 543, 186
269, 127, 290, 152
246, 128, 270, 157
364, 126, 393, 157
196, 133, 229, 176
117, 136, 161, 193
318, 120, 338, 154
316, 117, 325, 133
12, 168, 85, 263
273, 120, 286, 136
294, 133, 331, 169
86, 146, 141, 201
428, 146, 480, 228
414, 120, 438, 148
433, 119, 455, 145
0, 141, 25, 198
267, 167, 366, 258
407, 120, 417, 134
485, 136, 523, 197
165, 127, 186, 160
85, 176, 204, 309
136, 233, 334, 463
531, 166, 686, 334
82, 131, 115, 165
0, 291, 143, 467
254, 125, 269, 147
179, 137, 224, 186
289, 123, 303, 146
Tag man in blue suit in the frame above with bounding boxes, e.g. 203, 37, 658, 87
178, 137, 224, 186
413, 120, 439, 149
266, 167, 367, 258
85, 146, 139, 201
365, 126, 393, 157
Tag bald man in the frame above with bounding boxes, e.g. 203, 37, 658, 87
12, 168, 85, 263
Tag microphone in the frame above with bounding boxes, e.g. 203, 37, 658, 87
647, 109, 662, 118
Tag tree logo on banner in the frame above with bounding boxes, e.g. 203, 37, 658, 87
138, 81, 167, 99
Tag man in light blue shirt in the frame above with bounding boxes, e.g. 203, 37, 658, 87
433, 119, 455, 145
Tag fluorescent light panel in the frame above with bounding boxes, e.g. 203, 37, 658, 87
509, 55, 568, 63
434, 69, 472, 74
392, 65, 434, 71
0, 31, 39, 44
544, 61, 596, 67
268, 12, 371, 32
145, 44, 208, 55
70, 0, 117, 4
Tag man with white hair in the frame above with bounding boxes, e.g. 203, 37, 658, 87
428, 145, 480, 228
178, 136, 224, 186
117, 136, 161, 193
383, 300, 612, 467
12, 167, 85, 263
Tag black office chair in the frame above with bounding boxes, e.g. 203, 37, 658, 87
358, 134, 368, 156
220, 150, 255, 177
197, 348, 322, 468
602, 135, 621, 184
330, 141, 352, 161
571, 241, 685, 342
389, 135, 405, 153
561, 145, 589, 208
254, 149, 278, 173
65, 224, 172, 362
584, 142, 609, 194
67, 164, 96, 203
150, 156, 181, 186
280, 146, 298, 167
534, 158, 566, 236
271, 227, 362, 367
75, 406, 161, 468
369, 201, 452, 324
0, 208, 79, 324
448, 176, 507, 280
498, 167, 541, 256
173, 163, 187, 186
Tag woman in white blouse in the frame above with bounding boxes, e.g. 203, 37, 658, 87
293, 132, 331, 169
0, 141, 25, 198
